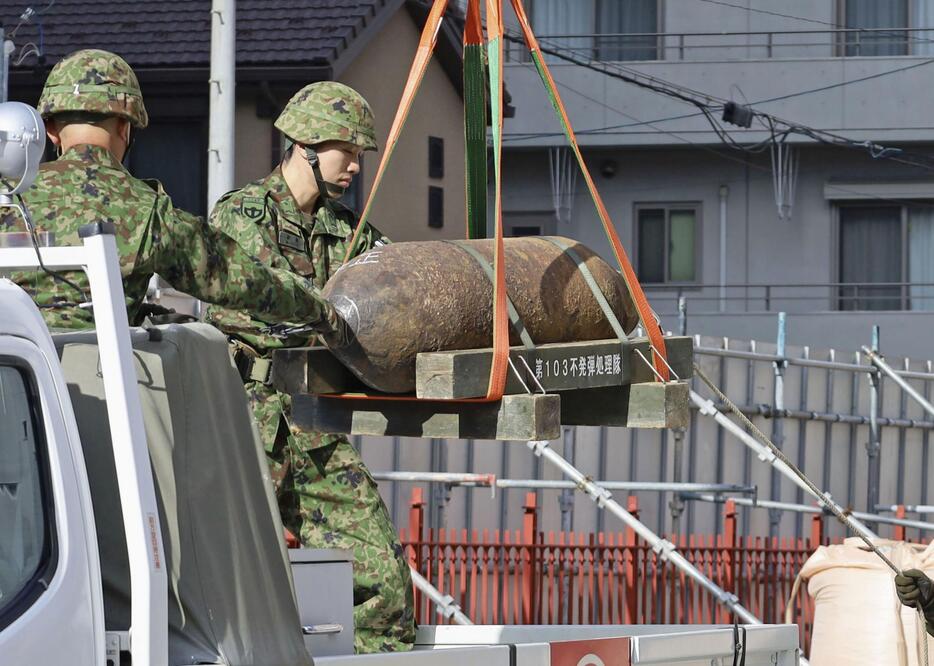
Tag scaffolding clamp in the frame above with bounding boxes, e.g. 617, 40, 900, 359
696, 395, 719, 417
592, 484, 613, 508
527, 439, 549, 457
652, 538, 676, 562
435, 594, 460, 620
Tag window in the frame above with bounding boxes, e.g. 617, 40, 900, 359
428, 186, 444, 228
843, 0, 908, 56
428, 136, 444, 179
838, 203, 934, 310
504, 212, 557, 237
529, 0, 658, 61
595, 0, 658, 61
636, 204, 698, 284
0, 363, 55, 628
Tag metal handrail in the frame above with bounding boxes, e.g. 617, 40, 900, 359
648, 281, 934, 290
526, 28, 934, 40
506, 26, 934, 62
646, 280, 934, 314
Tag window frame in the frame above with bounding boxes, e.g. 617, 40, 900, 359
428, 185, 444, 229
834, 201, 910, 310
503, 210, 557, 237
0, 357, 59, 631
633, 201, 702, 286
836, 0, 911, 57
594, 0, 663, 62
525, 0, 663, 62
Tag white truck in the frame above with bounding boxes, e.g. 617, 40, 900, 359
0, 102, 799, 666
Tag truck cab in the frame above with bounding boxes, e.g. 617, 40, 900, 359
0, 279, 104, 665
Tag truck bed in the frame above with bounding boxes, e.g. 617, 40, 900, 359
316, 624, 799, 665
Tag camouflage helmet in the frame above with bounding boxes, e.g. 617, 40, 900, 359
37, 49, 148, 128
274, 81, 377, 151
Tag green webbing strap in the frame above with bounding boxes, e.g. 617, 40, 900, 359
445, 240, 535, 350
463, 11, 488, 239
543, 237, 628, 342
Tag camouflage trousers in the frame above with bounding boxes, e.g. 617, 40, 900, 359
245, 381, 416, 653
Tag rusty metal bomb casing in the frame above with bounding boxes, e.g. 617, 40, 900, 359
322, 236, 639, 393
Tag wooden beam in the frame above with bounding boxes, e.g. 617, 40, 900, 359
271, 347, 363, 395
560, 381, 690, 429
291, 393, 561, 441
415, 336, 693, 400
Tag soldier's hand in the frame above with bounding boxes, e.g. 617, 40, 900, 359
895, 569, 934, 613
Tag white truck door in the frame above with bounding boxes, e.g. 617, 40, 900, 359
0, 334, 104, 666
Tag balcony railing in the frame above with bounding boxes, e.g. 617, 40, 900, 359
644, 281, 934, 315
505, 27, 934, 63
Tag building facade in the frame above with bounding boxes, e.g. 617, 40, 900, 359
500, 0, 934, 358
0, 0, 468, 241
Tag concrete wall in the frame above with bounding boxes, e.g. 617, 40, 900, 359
234, 98, 273, 187
342, 9, 466, 241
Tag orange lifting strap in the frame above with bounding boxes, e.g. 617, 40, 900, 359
342, 0, 669, 403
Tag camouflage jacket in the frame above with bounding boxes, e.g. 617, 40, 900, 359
0, 145, 336, 330
205, 167, 387, 351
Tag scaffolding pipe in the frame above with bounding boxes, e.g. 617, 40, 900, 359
878, 505, 934, 514
525, 439, 762, 625
373, 471, 495, 486
684, 494, 934, 532
409, 567, 473, 625
865, 347, 934, 420
690, 389, 879, 542
371, 471, 756, 496
495, 480, 756, 494
694, 401, 934, 430
697, 343, 934, 382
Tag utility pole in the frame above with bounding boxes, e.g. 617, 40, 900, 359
207, 0, 235, 210
1, 34, 13, 103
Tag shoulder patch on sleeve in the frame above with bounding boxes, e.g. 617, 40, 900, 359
240, 196, 266, 221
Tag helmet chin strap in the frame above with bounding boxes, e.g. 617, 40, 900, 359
304, 145, 344, 205
122, 124, 136, 165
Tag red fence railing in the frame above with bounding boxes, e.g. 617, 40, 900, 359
399, 489, 834, 653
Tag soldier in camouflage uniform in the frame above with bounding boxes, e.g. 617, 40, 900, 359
1, 49, 350, 339
205, 82, 415, 653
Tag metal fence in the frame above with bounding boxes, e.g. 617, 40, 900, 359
360, 322, 934, 542
401, 490, 926, 655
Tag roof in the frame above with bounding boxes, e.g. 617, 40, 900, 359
0, 0, 403, 70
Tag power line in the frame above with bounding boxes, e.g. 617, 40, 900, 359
504, 53, 934, 141
510, 30, 934, 172
508, 51, 934, 210
693, 0, 934, 45
416, 1, 934, 173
